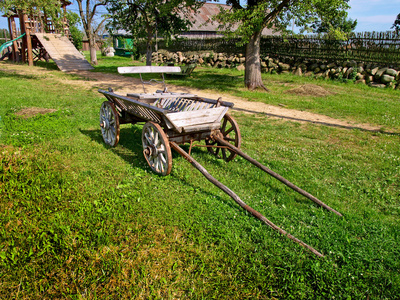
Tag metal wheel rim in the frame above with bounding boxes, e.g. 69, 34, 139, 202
100, 101, 120, 147
206, 114, 241, 162
142, 122, 172, 176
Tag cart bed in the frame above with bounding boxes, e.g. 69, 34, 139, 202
99, 89, 232, 133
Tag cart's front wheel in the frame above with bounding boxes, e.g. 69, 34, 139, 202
100, 101, 120, 147
142, 122, 172, 176
206, 113, 241, 162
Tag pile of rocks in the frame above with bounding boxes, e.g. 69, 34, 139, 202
151, 50, 400, 89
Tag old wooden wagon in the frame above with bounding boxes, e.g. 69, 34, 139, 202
98, 66, 342, 257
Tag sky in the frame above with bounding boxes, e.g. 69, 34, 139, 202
0, 0, 398, 34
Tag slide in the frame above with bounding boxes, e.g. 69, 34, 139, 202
0, 33, 25, 55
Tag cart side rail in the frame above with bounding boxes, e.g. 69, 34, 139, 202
99, 89, 167, 125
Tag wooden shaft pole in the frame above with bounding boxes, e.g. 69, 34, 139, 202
170, 141, 324, 257
213, 134, 343, 217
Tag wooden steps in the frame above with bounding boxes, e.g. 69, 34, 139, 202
35, 33, 94, 72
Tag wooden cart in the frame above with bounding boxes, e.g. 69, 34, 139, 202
98, 66, 341, 257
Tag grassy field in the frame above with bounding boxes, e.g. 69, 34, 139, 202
85, 52, 400, 132
0, 58, 399, 299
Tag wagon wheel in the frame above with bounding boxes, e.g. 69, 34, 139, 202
142, 122, 172, 176
100, 101, 120, 147
206, 113, 241, 162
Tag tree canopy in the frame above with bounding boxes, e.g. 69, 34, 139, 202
0, 0, 63, 27
392, 13, 400, 34
66, 11, 83, 50
106, 0, 203, 65
214, 0, 352, 90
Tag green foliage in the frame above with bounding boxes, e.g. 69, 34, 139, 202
106, 0, 203, 64
0, 0, 63, 30
311, 4, 357, 40
66, 11, 83, 50
216, 0, 352, 43
392, 13, 400, 34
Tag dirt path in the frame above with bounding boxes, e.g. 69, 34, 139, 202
0, 63, 384, 132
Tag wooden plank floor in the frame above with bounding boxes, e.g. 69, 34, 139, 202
35, 33, 94, 72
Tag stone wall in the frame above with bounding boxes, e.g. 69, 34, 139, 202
152, 50, 400, 89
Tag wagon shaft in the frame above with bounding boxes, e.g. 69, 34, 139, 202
212, 133, 343, 217
170, 141, 325, 258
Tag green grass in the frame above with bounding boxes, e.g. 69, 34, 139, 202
84, 51, 400, 132
0, 61, 399, 299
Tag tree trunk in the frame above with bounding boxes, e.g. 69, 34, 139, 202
245, 30, 269, 91
89, 34, 98, 65
146, 37, 152, 66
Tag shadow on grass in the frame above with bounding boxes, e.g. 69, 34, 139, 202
91, 65, 120, 74
34, 60, 59, 70
233, 107, 400, 136
0, 69, 40, 80
79, 125, 249, 212
167, 70, 243, 93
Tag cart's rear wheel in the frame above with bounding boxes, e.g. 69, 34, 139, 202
142, 122, 172, 176
206, 113, 241, 162
100, 101, 120, 147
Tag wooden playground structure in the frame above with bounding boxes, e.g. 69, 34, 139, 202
1, 1, 93, 71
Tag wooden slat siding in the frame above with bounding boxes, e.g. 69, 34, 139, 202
35, 33, 94, 71
165, 107, 228, 129
186, 101, 196, 112
118, 66, 182, 74
181, 122, 221, 133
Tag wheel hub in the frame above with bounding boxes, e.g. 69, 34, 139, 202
145, 145, 158, 157
100, 119, 110, 130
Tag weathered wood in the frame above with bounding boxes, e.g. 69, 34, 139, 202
118, 66, 182, 74
180, 122, 221, 133
35, 33, 94, 71
170, 141, 324, 257
213, 134, 343, 217
127, 92, 197, 99
18, 11, 26, 63
22, 14, 33, 66
165, 107, 228, 129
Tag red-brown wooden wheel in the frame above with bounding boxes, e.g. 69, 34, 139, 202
100, 101, 120, 147
206, 113, 241, 162
142, 122, 172, 176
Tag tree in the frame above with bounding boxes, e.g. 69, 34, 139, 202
311, 6, 356, 38
0, 0, 61, 17
76, 0, 108, 65
106, 0, 203, 66
214, 0, 351, 90
66, 11, 83, 50
392, 13, 400, 34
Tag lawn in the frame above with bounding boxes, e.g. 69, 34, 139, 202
0, 58, 399, 299
85, 51, 400, 132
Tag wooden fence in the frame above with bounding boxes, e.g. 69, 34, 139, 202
261, 32, 400, 66
140, 31, 400, 67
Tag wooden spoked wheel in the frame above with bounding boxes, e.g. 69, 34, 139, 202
206, 114, 241, 162
100, 101, 120, 147
142, 122, 172, 176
